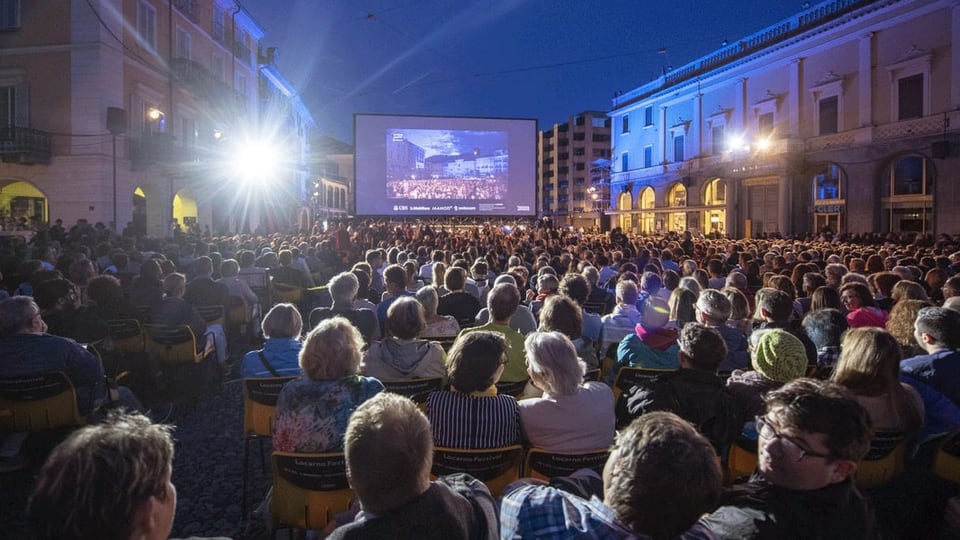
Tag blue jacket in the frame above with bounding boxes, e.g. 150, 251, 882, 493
901, 349, 960, 406
242, 338, 303, 378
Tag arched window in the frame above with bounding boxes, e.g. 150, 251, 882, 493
702, 179, 726, 206
639, 187, 655, 234
667, 183, 686, 207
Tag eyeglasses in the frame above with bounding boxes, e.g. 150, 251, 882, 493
755, 416, 833, 462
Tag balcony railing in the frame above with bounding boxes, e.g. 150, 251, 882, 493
173, 0, 199, 24
0, 127, 52, 165
170, 58, 231, 101
233, 41, 252, 66
130, 133, 175, 169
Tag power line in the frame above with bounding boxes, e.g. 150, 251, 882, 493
83, 0, 162, 72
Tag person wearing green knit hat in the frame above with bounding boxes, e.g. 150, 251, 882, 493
726, 329, 808, 420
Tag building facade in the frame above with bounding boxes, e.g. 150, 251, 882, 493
538, 111, 611, 230
311, 135, 353, 225
0, 0, 310, 237
609, 0, 960, 238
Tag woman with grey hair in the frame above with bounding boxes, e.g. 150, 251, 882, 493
518, 331, 615, 453
415, 286, 460, 338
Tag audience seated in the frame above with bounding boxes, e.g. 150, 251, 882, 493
841, 282, 888, 329
437, 267, 482, 325
474, 275, 538, 334
273, 317, 384, 453
616, 299, 680, 370
599, 280, 642, 357
310, 272, 378, 342
361, 297, 446, 383
459, 283, 528, 383
696, 289, 749, 373
184, 256, 229, 308
328, 393, 498, 540
34, 278, 109, 344
426, 331, 520, 449
901, 306, 960, 439
415, 286, 460, 338
801, 308, 848, 372
727, 329, 809, 421
519, 331, 614, 453
753, 288, 818, 365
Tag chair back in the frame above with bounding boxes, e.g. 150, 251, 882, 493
495, 379, 528, 398
934, 431, 960, 484
105, 318, 145, 355
273, 284, 303, 306
144, 325, 202, 365
381, 378, 444, 405
855, 431, 906, 490
522, 448, 610, 482
271, 452, 353, 531
0, 372, 84, 432
431, 445, 523, 498
243, 376, 296, 437
612, 366, 676, 405
724, 436, 759, 485
194, 305, 226, 327
582, 302, 605, 315
135, 305, 152, 323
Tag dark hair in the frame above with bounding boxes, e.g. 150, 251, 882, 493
801, 308, 848, 350
488, 283, 520, 322
915, 306, 960, 349
810, 286, 843, 312
840, 282, 875, 308
538, 295, 583, 339
559, 273, 590, 306
764, 378, 872, 462
33, 278, 76, 311
447, 331, 507, 393
756, 287, 793, 322
444, 266, 466, 291
87, 275, 124, 307
678, 322, 726, 371
383, 264, 407, 290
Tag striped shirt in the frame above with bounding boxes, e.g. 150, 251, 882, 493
426, 390, 520, 449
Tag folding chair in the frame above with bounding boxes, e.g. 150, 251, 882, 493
271, 452, 354, 534
105, 318, 146, 356
724, 436, 759, 485
933, 430, 960, 484
855, 432, 906, 490
381, 377, 444, 406
431, 445, 523, 498
495, 379, 528, 398
273, 284, 303, 309
0, 371, 84, 432
194, 305, 226, 328
611, 367, 676, 406
582, 302, 606, 315
522, 448, 610, 482
144, 325, 207, 365
242, 376, 296, 517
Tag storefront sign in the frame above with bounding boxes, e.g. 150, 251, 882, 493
814, 204, 842, 213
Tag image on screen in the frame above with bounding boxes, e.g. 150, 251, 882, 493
355, 114, 537, 217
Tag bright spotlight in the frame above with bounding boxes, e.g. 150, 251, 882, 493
727, 134, 746, 152
229, 140, 283, 184
756, 137, 772, 151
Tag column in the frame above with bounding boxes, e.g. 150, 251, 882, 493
788, 58, 803, 136
736, 78, 749, 132
693, 92, 703, 158
778, 175, 790, 235
659, 106, 668, 165
858, 32, 874, 127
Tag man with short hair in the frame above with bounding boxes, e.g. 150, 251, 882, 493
559, 273, 601, 345
700, 378, 876, 539
801, 308, 848, 370
901, 307, 960, 426
754, 288, 818, 365
310, 272, 379, 341
376, 264, 413, 326
459, 283, 528, 383
328, 393, 498, 540
28, 412, 196, 540
500, 411, 722, 539
618, 323, 743, 449
184, 255, 229, 308
599, 280, 643, 357
270, 250, 311, 289
437, 267, 482, 325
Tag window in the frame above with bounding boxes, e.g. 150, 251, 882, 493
212, 7, 225, 42
0, 85, 13, 131
592, 117, 607, 128
643, 145, 653, 168
644, 106, 653, 127
211, 54, 225, 82
711, 125, 724, 154
813, 164, 844, 200
889, 155, 929, 196
575, 115, 585, 126
758, 112, 774, 136
881, 155, 934, 234
0, 0, 21, 30
818, 96, 839, 135
573, 147, 585, 156
573, 133, 585, 141
137, 1, 156, 49
622, 114, 630, 133
0, 82, 27, 132
673, 135, 685, 162
176, 27, 192, 60
574, 163, 585, 171
898, 74, 924, 120
621, 153, 629, 172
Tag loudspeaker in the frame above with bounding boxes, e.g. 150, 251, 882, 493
932, 141, 950, 159
599, 213, 611, 233
107, 107, 127, 135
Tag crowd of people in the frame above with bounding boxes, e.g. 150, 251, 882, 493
386, 178, 508, 200
4, 217, 960, 538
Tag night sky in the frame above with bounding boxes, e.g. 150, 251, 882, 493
240, 0, 802, 141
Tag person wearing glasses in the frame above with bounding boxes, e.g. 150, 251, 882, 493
700, 378, 876, 539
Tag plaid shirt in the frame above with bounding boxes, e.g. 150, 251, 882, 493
500, 483, 715, 540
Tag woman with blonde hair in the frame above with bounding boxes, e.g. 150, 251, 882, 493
886, 299, 933, 359
415, 286, 460, 338
241, 303, 303, 377
891, 280, 929, 304
273, 317, 384, 453
830, 327, 923, 437
722, 286, 752, 337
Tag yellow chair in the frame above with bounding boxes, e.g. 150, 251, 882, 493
495, 380, 528, 398
144, 325, 207, 365
431, 445, 523, 498
855, 432, 906, 490
612, 366, 676, 406
933, 430, 960, 484
242, 376, 296, 517
273, 284, 303, 307
271, 452, 354, 533
0, 372, 84, 432
381, 377, 444, 405
725, 437, 759, 485
105, 319, 146, 356
522, 448, 610, 482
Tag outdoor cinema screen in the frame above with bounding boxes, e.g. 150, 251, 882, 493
354, 114, 537, 217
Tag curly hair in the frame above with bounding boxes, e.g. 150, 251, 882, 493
299, 316, 364, 380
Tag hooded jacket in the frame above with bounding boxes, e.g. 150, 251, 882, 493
361, 337, 447, 383
616, 324, 680, 370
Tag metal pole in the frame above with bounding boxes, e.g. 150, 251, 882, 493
112, 134, 117, 234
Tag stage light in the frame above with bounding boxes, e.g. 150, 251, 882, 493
147, 107, 163, 121
756, 137, 772, 151
228, 139, 283, 185
727, 134, 747, 152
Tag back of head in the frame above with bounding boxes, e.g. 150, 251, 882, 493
538, 295, 583, 340
696, 289, 731, 324
750, 329, 808, 383
559, 273, 590, 305
345, 393, 432, 514
414, 286, 439, 316
832, 327, 901, 396
488, 283, 520, 322
606, 411, 722, 539
34, 278, 76, 311
328, 272, 360, 305
801, 308, 848, 350
447, 330, 507, 393
0, 296, 39, 336
678, 322, 726, 372
29, 412, 174, 540
616, 280, 639, 305
756, 287, 793, 322
261, 303, 303, 339
640, 271, 662, 294
386, 296, 426, 340
300, 316, 363, 380
278, 250, 293, 267
764, 378, 872, 463
444, 266, 466, 291
641, 298, 671, 329
524, 330, 584, 396
915, 306, 960, 349
193, 255, 213, 276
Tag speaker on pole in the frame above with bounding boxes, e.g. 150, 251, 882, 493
107, 107, 128, 135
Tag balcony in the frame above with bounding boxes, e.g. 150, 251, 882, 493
233, 41, 252, 67
130, 133, 175, 169
0, 127, 52, 165
173, 0, 199, 24
170, 58, 231, 101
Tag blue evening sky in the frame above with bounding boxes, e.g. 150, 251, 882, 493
240, 0, 802, 141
